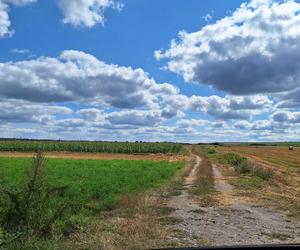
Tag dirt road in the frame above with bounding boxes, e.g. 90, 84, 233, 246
165, 155, 300, 247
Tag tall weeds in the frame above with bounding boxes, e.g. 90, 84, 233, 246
0, 151, 68, 245
223, 152, 274, 180
192, 147, 214, 195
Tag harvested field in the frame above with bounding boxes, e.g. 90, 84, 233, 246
211, 145, 300, 220
0, 151, 187, 162
215, 146, 300, 170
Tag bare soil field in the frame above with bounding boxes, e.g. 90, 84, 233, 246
0, 151, 187, 162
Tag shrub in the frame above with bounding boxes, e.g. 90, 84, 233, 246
235, 160, 252, 174
223, 153, 247, 167
251, 164, 274, 181
207, 149, 216, 154
222, 152, 274, 181
0, 151, 69, 241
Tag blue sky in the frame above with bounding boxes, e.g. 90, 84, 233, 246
0, 0, 300, 142
1, 0, 245, 96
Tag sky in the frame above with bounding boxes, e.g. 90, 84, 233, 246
0, 0, 300, 143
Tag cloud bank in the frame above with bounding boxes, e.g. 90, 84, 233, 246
156, 0, 300, 102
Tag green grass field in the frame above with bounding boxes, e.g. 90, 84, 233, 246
0, 157, 184, 211
0, 156, 184, 248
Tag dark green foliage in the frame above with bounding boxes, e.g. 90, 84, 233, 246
0, 140, 183, 154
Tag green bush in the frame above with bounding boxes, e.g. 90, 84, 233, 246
223, 153, 247, 167
223, 153, 274, 181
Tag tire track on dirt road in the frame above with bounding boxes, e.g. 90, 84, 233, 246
164, 155, 300, 247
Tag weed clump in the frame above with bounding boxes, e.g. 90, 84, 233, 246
223, 153, 274, 181
0, 151, 68, 246
223, 153, 247, 167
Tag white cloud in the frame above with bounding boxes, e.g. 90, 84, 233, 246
163, 94, 272, 120
0, 50, 178, 109
0, 1, 12, 37
272, 111, 300, 123
4, 0, 36, 6
202, 13, 212, 22
177, 118, 211, 128
0, 99, 72, 123
106, 110, 162, 126
0, 48, 296, 142
156, 0, 300, 97
0, 0, 36, 38
10, 48, 31, 54
234, 120, 252, 130
77, 108, 104, 121
58, 0, 123, 28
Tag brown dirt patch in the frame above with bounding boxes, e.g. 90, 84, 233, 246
0, 151, 187, 162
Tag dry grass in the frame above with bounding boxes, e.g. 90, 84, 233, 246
0, 151, 188, 162
216, 146, 300, 171
65, 192, 171, 250
190, 146, 217, 207
214, 145, 300, 220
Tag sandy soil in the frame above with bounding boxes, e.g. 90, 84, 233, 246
0, 151, 187, 162
164, 154, 300, 247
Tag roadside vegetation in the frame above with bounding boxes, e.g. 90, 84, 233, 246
0, 139, 183, 154
190, 147, 216, 207
191, 147, 214, 195
0, 152, 184, 249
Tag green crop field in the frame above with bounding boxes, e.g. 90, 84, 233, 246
0, 157, 184, 211
0, 155, 184, 248
0, 140, 183, 154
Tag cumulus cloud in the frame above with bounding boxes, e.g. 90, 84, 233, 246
156, 0, 300, 97
0, 50, 178, 109
58, 0, 123, 28
163, 94, 271, 120
177, 118, 211, 128
0, 0, 36, 38
0, 47, 293, 141
107, 110, 162, 126
0, 99, 72, 123
0, 0, 122, 38
77, 108, 104, 121
4, 0, 36, 5
272, 111, 300, 123
0, 1, 12, 37
276, 88, 300, 108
